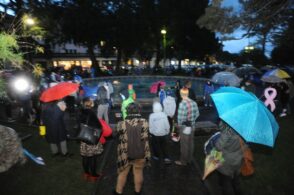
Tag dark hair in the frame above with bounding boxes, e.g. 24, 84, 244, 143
82, 97, 94, 109
126, 103, 141, 115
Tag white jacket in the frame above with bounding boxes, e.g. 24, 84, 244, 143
149, 102, 170, 136
163, 96, 176, 117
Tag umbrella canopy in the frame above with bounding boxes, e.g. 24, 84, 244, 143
261, 68, 291, 83
73, 75, 83, 83
82, 85, 98, 99
233, 67, 261, 78
211, 71, 241, 87
211, 87, 279, 147
150, 81, 166, 94
263, 68, 291, 79
40, 82, 79, 102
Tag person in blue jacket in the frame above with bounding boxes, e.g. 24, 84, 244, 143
203, 80, 215, 107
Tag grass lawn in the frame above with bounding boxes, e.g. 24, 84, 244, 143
0, 122, 96, 195
1, 114, 294, 195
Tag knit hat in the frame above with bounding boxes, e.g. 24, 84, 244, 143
180, 88, 189, 96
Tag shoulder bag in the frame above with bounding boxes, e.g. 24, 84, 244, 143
77, 115, 102, 145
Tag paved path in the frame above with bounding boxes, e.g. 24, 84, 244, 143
91, 106, 218, 195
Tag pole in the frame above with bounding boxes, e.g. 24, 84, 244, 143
163, 33, 166, 67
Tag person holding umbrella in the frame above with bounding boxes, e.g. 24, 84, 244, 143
41, 100, 71, 157
40, 82, 79, 157
206, 120, 245, 195
203, 86, 279, 195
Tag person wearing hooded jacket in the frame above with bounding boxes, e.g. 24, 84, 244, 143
208, 120, 245, 195
96, 85, 109, 124
149, 102, 172, 164
163, 90, 176, 132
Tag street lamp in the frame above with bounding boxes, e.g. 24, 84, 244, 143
161, 28, 167, 67
23, 15, 35, 26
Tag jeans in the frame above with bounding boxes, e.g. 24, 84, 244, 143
97, 104, 109, 124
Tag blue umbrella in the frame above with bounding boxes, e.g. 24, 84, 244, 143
82, 85, 98, 99
73, 75, 83, 83
211, 87, 279, 147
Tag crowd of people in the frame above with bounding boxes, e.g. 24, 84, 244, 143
1, 65, 293, 195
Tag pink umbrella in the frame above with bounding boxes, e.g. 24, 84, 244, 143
150, 81, 166, 94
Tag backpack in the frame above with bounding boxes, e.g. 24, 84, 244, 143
126, 121, 145, 160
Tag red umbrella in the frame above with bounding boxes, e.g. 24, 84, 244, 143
40, 82, 79, 102
149, 81, 166, 94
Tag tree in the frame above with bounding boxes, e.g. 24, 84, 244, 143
238, 49, 269, 67
271, 10, 294, 65
171, 0, 221, 68
197, 0, 293, 55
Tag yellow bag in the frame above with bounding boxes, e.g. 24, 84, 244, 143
39, 125, 46, 136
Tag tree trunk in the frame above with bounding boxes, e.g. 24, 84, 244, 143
261, 33, 267, 55
155, 42, 160, 68
116, 47, 122, 72
178, 58, 182, 70
87, 43, 100, 74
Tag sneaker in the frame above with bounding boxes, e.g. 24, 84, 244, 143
152, 156, 159, 161
279, 113, 287, 117
164, 158, 172, 164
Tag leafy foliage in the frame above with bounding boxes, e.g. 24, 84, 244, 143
0, 32, 23, 68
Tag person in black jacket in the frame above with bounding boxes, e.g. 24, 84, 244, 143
42, 101, 69, 156
79, 98, 103, 182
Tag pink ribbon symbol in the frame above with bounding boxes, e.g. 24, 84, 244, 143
264, 87, 277, 112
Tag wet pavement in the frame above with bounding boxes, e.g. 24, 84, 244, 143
90, 105, 218, 195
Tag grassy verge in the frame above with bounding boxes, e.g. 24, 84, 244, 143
0, 123, 95, 195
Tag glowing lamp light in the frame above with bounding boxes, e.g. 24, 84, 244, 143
161, 29, 167, 35
13, 77, 30, 92
25, 18, 35, 26
113, 80, 120, 84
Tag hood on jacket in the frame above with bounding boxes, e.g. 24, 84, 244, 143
153, 102, 162, 113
